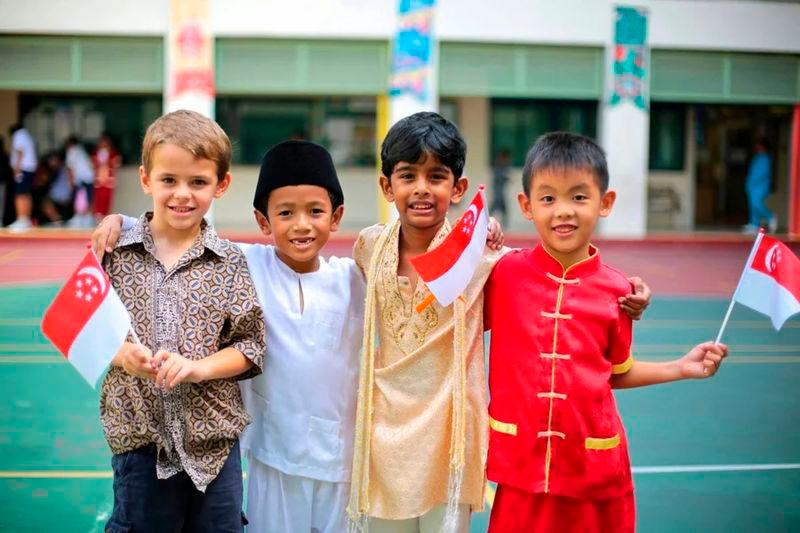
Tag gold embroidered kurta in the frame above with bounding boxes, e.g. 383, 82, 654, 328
350, 222, 503, 520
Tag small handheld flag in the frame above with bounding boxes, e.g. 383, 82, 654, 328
41, 250, 132, 387
716, 229, 800, 343
410, 186, 490, 308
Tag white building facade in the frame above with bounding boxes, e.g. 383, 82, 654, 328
1, 0, 798, 235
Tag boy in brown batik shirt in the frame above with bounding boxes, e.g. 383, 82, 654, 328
100, 110, 265, 532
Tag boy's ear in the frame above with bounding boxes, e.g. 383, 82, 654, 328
517, 192, 534, 221
214, 172, 232, 198
139, 165, 152, 195
330, 204, 345, 232
599, 190, 617, 218
378, 175, 394, 202
450, 176, 469, 204
253, 208, 272, 236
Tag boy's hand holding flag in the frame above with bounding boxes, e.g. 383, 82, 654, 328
41, 249, 135, 387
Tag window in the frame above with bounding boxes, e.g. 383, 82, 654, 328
649, 104, 686, 171
491, 98, 598, 166
19, 94, 162, 164
216, 96, 377, 166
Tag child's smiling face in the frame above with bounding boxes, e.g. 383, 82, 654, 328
140, 143, 229, 237
518, 168, 616, 268
254, 184, 343, 273
379, 152, 468, 232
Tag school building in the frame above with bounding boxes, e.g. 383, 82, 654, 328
1, 0, 799, 235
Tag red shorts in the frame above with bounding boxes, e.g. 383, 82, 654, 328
489, 484, 636, 533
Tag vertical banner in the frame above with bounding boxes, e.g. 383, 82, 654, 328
166, 0, 215, 119
610, 6, 648, 110
388, 0, 438, 126
599, 5, 650, 237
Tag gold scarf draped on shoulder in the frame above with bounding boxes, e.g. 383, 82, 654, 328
347, 219, 468, 532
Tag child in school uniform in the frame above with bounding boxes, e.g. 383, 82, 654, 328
483, 132, 729, 532
100, 110, 265, 532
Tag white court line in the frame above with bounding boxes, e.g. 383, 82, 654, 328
633, 463, 800, 474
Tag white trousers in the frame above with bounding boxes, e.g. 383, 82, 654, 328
369, 504, 471, 533
245, 459, 349, 533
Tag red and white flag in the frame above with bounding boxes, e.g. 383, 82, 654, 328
41, 250, 131, 387
733, 232, 800, 330
411, 186, 489, 307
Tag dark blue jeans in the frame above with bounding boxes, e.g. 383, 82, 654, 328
106, 441, 246, 533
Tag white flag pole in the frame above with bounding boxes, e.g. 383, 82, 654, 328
715, 228, 765, 344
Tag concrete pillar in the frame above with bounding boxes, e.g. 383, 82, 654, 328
598, 5, 650, 238
457, 97, 490, 189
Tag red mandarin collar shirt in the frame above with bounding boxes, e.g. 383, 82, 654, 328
484, 244, 635, 500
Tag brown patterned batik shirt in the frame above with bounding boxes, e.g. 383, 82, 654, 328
100, 213, 265, 491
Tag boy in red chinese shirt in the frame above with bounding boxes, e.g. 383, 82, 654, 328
484, 132, 729, 532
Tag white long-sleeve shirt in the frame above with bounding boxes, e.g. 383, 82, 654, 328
238, 244, 365, 483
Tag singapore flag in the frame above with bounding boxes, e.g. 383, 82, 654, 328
734, 233, 800, 330
411, 186, 489, 307
41, 250, 131, 387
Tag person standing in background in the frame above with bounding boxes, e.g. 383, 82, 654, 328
92, 133, 122, 221
743, 137, 777, 234
7, 124, 38, 231
65, 136, 95, 228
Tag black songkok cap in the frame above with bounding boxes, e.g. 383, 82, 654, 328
252, 140, 344, 213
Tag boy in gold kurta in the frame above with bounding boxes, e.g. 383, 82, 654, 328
348, 113, 649, 532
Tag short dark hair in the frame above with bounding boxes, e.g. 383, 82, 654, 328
381, 111, 466, 179
521, 132, 609, 196
8, 124, 22, 136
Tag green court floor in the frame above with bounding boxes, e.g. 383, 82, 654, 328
1, 285, 798, 532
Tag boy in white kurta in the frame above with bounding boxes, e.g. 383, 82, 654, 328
239, 141, 365, 532
98, 141, 365, 532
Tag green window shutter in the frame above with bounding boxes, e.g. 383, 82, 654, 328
79, 38, 162, 91
0, 36, 73, 88
216, 39, 301, 93
652, 50, 800, 104
0, 35, 162, 92
440, 43, 604, 99
651, 50, 726, 102
440, 43, 519, 96
728, 54, 799, 103
305, 41, 387, 94
522, 47, 603, 99
216, 39, 386, 95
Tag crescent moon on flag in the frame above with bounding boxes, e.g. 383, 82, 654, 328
465, 205, 478, 225
764, 244, 780, 273
78, 267, 108, 294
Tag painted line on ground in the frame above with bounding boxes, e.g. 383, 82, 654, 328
638, 320, 800, 330
636, 345, 800, 353
0, 470, 112, 479
0, 355, 63, 364
0, 250, 22, 266
633, 463, 800, 474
